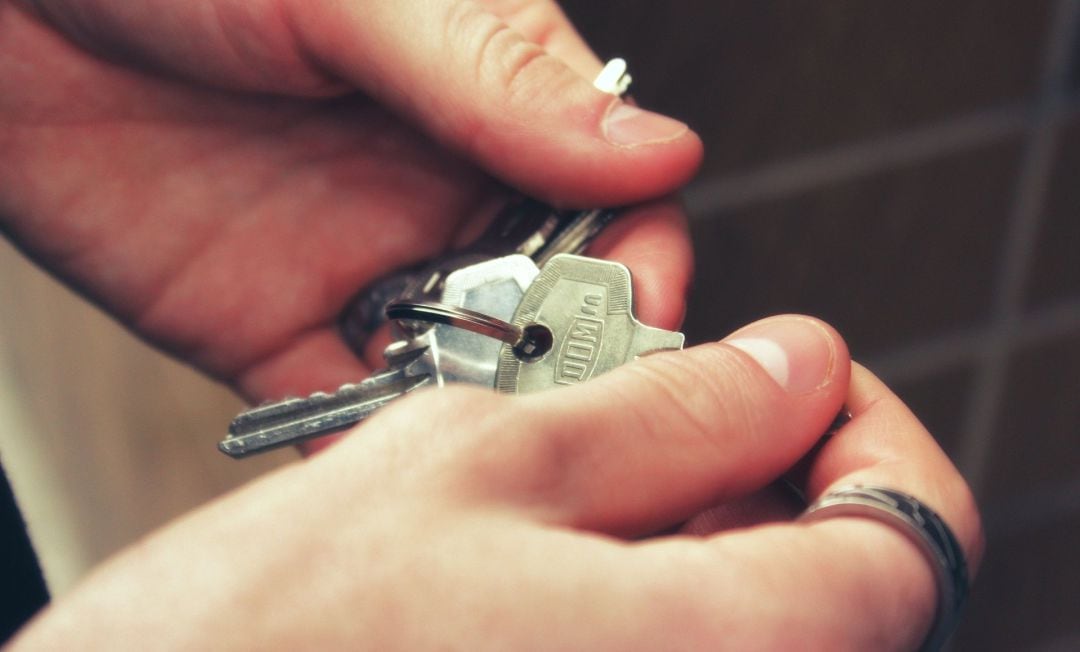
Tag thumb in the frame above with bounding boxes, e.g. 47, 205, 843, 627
288, 0, 703, 206
471, 315, 851, 536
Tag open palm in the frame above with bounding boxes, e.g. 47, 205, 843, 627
0, 1, 701, 403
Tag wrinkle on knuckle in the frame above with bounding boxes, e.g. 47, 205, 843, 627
496, 0, 562, 49
451, 3, 569, 108
485, 31, 552, 111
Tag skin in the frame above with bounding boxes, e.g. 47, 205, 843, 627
1, 0, 700, 400
0, 1, 983, 649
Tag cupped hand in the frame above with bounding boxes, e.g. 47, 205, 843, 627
9, 316, 983, 651
0, 0, 701, 402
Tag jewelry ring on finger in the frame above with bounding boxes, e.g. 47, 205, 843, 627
799, 485, 969, 652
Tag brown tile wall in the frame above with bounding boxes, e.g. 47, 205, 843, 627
984, 331, 1080, 501
561, 1, 1079, 650
955, 510, 1080, 649
563, 1, 1051, 175
892, 365, 977, 460
1026, 114, 1080, 309
682, 140, 1021, 356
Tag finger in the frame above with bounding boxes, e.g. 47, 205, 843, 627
24, 0, 701, 204
626, 364, 989, 647
287, 0, 703, 206
431, 315, 850, 536
587, 517, 945, 650
586, 198, 693, 331
678, 483, 805, 534
635, 363, 984, 650
802, 363, 985, 570
480, 0, 605, 79
566, 364, 983, 648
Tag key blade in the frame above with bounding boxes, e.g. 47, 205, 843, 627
220, 367, 431, 458
630, 324, 685, 358
532, 208, 619, 269
495, 254, 685, 394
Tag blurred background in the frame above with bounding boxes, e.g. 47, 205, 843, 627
1, 1, 1077, 649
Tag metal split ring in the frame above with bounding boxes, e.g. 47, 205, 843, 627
386, 301, 552, 359
800, 485, 969, 652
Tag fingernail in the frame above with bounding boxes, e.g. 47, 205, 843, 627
724, 317, 835, 394
603, 102, 688, 146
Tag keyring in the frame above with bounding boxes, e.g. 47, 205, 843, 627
386, 301, 552, 359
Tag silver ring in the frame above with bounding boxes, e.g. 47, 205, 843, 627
799, 485, 969, 652
386, 301, 552, 359
386, 301, 523, 346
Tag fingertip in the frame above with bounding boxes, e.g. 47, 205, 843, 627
474, 93, 704, 207
723, 315, 850, 396
805, 362, 985, 573
587, 199, 693, 330
502, 316, 851, 535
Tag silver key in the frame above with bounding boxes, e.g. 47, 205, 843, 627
219, 340, 433, 457
220, 255, 540, 457
495, 254, 684, 394
340, 200, 618, 355
368, 253, 539, 399
223, 56, 640, 457
392, 254, 539, 388
339, 59, 633, 355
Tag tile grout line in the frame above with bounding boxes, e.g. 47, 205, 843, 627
684, 93, 1080, 221
956, 0, 1080, 496
683, 103, 1031, 217
863, 296, 1080, 385
676, 2, 1080, 518
1032, 632, 1080, 652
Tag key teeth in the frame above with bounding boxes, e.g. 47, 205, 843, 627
264, 335, 428, 406
236, 379, 386, 423
382, 340, 431, 367
221, 368, 435, 456
232, 359, 426, 427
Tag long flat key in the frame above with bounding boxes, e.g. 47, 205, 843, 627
220, 342, 432, 457
495, 254, 684, 394
220, 255, 540, 458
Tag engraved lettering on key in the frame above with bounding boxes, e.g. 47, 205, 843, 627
556, 293, 605, 385
497, 255, 684, 395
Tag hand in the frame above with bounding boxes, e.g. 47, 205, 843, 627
0, 1, 702, 402
9, 316, 983, 651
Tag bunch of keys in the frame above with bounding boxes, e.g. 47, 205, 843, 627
219, 59, 685, 458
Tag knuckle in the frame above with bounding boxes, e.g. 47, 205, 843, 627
446, 1, 570, 110
485, 0, 565, 49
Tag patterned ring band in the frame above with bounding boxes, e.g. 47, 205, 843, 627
799, 486, 969, 652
